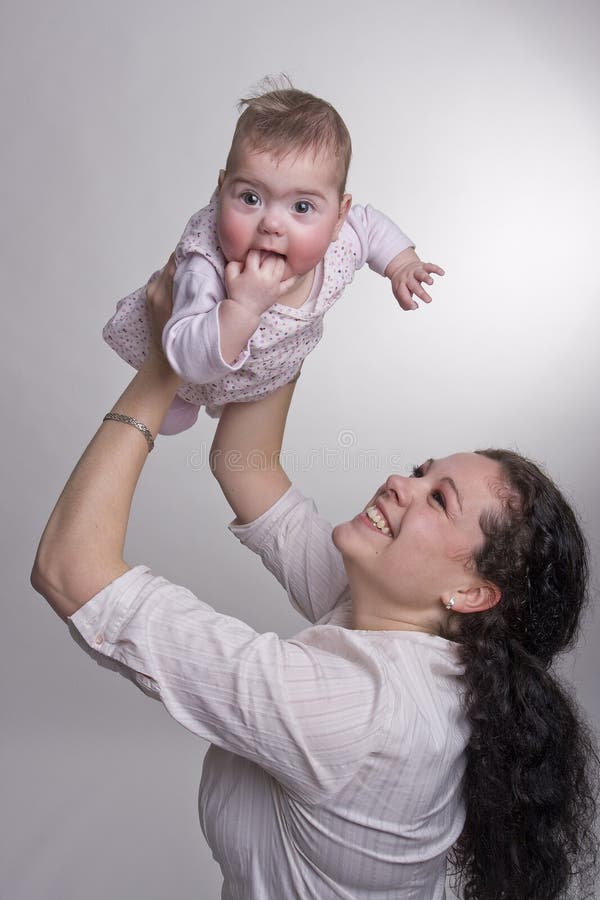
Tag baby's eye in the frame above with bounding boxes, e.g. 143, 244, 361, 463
293, 200, 312, 214
241, 191, 260, 207
411, 464, 424, 478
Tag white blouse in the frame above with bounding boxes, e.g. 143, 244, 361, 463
70, 485, 469, 899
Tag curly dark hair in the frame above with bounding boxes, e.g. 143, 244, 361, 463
448, 448, 599, 900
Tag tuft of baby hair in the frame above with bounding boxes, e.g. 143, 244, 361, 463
226, 74, 352, 196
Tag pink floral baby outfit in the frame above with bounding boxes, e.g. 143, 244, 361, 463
103, 193, 412, 431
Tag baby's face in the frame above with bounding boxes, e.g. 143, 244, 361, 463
216, 141, 351, 281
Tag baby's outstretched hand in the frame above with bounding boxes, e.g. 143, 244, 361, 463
386, 249, 445, 311
225, 250, 298, 318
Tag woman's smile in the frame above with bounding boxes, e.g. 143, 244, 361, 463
361, 505, 393, 537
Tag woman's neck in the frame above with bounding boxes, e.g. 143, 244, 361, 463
347, 579, 443, 634
350, 607, 435, 633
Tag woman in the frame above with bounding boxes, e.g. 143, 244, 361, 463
32, 258, 598, 899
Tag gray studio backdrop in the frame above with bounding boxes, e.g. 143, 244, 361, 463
2, 1, 599, 898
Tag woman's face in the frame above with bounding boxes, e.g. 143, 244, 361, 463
332, 453, 504, 630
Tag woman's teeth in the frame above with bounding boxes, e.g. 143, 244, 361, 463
365, 506, 391, 536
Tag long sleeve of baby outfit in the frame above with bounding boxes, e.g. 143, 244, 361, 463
345, 205, 415, 276
161, 254, 250, 384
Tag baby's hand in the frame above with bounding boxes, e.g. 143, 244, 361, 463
386, 249, 445, 311
225, 250, 298, 318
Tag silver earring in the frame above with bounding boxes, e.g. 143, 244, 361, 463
445, 596, 456, 611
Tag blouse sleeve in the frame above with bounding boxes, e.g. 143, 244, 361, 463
229, 484, 349, 624
69, 566, 390, 806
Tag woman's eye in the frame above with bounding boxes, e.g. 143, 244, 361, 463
241, 192, 260, 206
293, 200, 312, 214
432, 490, 446, 510
412, 463, 445, 510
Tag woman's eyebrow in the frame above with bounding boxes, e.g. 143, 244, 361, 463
442, 476, 463, 512
427, 459, 463, 512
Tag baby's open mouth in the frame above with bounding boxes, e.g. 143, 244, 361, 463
258, 250, 286, 264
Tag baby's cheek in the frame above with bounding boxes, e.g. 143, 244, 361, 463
290, 228, 332, 272
217, 212, 249, 262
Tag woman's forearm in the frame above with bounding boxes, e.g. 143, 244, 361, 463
210, 379, 297, 525
31, 352, 181, 620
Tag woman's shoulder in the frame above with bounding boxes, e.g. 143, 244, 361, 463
289, 623, 468, 749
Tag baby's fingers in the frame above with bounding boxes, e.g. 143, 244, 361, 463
225, 259, 243, 280
260, 252, 286, 277
226, 259, 243, 275
410, 273, 433, 303
417, 270, 434, 286
412, 285, 432, 303
396, 283, 418, 311
244, 249, 262, 272
422, 263, 445, 277
280, 274, 301, 295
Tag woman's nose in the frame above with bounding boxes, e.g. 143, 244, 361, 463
384, 474, 413, 507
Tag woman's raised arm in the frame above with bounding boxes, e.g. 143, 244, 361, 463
31, 259, 181, 620
210, 376, 298, 526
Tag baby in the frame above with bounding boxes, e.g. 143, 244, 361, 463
104, 82, 444, 433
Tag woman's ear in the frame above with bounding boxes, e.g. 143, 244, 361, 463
442, 583, 501, 614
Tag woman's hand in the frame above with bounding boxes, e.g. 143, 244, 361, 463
146, 253, 177, 356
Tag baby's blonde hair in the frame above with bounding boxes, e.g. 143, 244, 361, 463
226, 76, 352, 195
